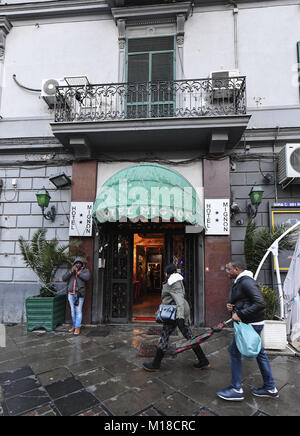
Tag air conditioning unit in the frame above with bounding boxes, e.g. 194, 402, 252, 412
41, 78, 66, 108
209, 69, 240, 80
278, 144, 300, 185
209, 70, 240, 101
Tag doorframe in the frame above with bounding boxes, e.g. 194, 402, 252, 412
92, 222, 205, 325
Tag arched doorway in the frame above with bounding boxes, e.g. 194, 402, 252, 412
93, 164, 204, 325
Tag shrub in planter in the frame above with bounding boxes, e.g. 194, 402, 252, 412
244, 219, 295, 274
261, 285, 280, 321
19, 229, 80, 332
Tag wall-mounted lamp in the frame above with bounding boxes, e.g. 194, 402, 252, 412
230, 202, 241, 216
247, 185, 264, 218
49, 172, 72, 189
36, 187, 56, 222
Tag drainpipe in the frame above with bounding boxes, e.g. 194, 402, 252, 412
230, 2, 239, 71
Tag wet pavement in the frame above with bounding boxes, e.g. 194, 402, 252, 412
0, 324, 299, 416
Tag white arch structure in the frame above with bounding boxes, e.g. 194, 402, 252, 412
254, 221, 300, 319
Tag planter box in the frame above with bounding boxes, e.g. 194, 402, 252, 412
262, 320, 287, 350
26, 293, 66, 332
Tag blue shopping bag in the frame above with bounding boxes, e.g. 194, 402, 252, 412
234, 322, 262, 360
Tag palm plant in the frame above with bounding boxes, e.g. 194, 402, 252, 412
19, 229, 79, 297
244, 218, 295, 274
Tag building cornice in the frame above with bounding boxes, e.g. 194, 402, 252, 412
0, 16, 12, 58
111, 2, 192, 23
0, 16, 13, 35
0, 0, 110, 21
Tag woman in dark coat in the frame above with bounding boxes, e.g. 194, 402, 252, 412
143, 264, 210, 372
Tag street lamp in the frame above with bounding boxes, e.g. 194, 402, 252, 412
36, 187, 56, 222
247, 186, 264, 218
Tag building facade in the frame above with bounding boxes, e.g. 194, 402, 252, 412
1, 0, 300, 326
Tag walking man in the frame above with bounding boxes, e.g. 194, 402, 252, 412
217, 261, 278, 401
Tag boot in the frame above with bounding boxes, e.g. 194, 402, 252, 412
143, 348, 164, 372
192, 345, 210, 370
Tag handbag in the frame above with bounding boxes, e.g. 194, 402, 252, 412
234, 322, 262, 360
156, 304, 177, 324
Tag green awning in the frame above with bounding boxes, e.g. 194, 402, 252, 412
93, 163, 204, 227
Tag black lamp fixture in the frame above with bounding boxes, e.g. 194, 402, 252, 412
247, 185, 264, 218
49, 172, 72, 189
36, 187, 56, 222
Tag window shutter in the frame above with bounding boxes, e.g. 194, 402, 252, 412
297, 42, 300, 89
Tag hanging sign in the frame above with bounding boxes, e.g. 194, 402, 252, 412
69, 202, 93, 237
205, 199, 230, 235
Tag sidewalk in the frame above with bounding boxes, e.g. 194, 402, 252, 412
0, 324, 299, 416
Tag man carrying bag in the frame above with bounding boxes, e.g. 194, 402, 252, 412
217, 261, 279, 401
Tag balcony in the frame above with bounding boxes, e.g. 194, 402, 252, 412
51, 77, 251, 158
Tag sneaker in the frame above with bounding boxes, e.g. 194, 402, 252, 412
217, 387, 244, 401
251, 387, 279, 398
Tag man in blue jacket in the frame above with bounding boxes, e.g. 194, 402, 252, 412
217, 261, 278, 401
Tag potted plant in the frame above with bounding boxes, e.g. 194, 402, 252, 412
19, 229, 79, 332
260, 286, 287, 350
244, 219, 294, 274
244, 219, 294, 350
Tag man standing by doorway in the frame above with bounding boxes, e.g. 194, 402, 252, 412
63, 257, 90, 336
217, 261, 278, 401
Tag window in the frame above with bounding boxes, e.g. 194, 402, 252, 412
126, 36, 176, 118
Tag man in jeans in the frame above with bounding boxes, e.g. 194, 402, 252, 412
63, 257, 90, 336
217, 261, 278, 401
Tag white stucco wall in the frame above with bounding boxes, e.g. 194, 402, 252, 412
183, 4, 300, 108
1, 18, 118, 118
184, 10, 235, 79
1, 2, 300, 126
239, 4, 300, 107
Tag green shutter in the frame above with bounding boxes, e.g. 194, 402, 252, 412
298, 42, 300, 90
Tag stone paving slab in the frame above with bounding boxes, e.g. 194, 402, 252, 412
0, 324, 299, 416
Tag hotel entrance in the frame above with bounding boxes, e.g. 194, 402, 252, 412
98, 223, 204, 325
93, 162, 205, 325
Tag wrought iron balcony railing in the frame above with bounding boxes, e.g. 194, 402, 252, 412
54, 77, 247, 123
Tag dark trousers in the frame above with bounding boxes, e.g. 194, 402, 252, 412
158, 320, 208, 364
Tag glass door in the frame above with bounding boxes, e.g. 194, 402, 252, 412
104, 233, 133, 323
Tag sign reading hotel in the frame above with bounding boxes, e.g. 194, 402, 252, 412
69, 202, 93, 237
205, 199, 230, 235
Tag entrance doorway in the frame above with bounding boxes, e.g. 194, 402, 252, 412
133, 233, 164, 321
98, 223, 204, 325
